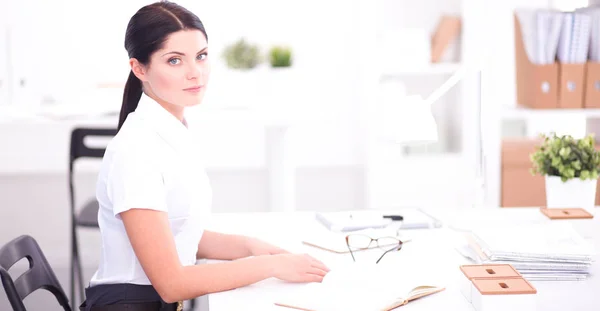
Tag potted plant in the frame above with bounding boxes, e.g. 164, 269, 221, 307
222, 38, 262, 70
268, 46, 293, 68
530, 133, 600, 210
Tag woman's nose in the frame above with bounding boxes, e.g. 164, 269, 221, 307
186, 63, 202, 80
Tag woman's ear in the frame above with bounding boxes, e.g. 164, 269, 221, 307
129, 58, 147, 82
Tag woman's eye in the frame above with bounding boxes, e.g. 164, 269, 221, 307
197, 53, 208, 61
169, 58, 181, 65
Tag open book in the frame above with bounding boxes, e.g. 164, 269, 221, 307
274, 264, 445, 311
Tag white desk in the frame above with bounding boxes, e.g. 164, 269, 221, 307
204, 208, 600, 311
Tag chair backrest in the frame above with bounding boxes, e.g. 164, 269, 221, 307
0, 235, 71, 311
70, 127, 117, 164
69, 127, 117, 214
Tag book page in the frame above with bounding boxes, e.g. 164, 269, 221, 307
274, 263, 443, 311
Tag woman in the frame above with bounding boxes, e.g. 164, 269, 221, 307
82, 1, 329, 310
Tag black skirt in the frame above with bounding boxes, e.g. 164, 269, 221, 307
79, 283, 180, 311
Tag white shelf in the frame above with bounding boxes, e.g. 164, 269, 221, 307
502, 106, 600, 121
380, 63, 461, 78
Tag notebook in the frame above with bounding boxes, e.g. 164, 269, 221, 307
274, 264, 444, 311
315, 212, 393, 232
315, 209, 442, 233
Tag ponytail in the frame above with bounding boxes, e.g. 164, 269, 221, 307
118, 71, 143, 131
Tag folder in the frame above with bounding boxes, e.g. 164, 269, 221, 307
514, 12, 559, 109
581, 8, 600, 108
430, 15, 462, 63
584, 62, 600, 108
558, 63, 586, 108
557, 12, 589, 108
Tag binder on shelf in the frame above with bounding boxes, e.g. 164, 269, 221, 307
514, 13, 558, 109
584, 62, 600, 108
431, 15, 462, 63
558, 63, 586, 108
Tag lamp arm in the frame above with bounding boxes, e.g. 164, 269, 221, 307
423, 65, 469, 107
423, 65, 486, 207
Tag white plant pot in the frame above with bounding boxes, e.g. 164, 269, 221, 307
545, 176, 597, 211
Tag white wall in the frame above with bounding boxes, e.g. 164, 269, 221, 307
1, 0, 472, 170
55, 0, 362, 167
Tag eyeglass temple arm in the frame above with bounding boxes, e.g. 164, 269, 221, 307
376, 244, 402, 264
346, 237, 356, 262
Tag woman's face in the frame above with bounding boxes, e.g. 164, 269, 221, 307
141, 29, 210, 108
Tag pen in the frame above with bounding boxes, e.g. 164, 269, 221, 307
383, 215, 403, 221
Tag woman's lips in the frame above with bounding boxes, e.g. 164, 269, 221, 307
183, 85, 204, 93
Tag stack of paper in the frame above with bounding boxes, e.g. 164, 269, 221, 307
557, 12, 591, 63
515, 9, 564, 65
464, 222, 595, 281
516, 8, 593, 64
576, 7, 600, 61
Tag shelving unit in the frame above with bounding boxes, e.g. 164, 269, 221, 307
502, 106, 600, 121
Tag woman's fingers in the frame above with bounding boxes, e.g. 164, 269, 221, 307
308, 267, 328, 277
310, 258, 330, 273
304, 273, 325, 283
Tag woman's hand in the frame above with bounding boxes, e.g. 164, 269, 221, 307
270, 253, 330, 283
246, 237, 290, 256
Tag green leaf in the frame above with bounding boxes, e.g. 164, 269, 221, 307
581, 170, 590, 179
552, 157, 561, 167
559, 147, 571, 159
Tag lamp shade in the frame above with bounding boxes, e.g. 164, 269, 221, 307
377, 94, 439, 144
375, 65, 468, 145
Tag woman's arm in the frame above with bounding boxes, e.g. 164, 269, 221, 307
196, 230, 289, 260
121, 209, 329, 303
195, 230, 251, 260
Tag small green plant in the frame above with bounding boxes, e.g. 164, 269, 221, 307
530, 133, 600, 182
269, 46, 293, 68
222, 38, 261, 69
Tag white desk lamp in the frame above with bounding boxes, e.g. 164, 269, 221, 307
375, 65, 485, 208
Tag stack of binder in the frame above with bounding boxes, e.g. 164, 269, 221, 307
464, 222, 594, 281
514, 8, 600, 109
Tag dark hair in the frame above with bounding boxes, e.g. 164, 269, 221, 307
118, 1, 208, 131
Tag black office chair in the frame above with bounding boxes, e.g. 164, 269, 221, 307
0, 235, 71, 311
69, 127, 117, 311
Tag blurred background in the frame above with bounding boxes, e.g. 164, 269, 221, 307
1, 0, 600, 309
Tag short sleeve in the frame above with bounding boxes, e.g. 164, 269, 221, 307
106, 147, 168, 217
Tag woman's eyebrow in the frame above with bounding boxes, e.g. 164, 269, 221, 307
162, 51, 185, 57
162, 47, 208, 57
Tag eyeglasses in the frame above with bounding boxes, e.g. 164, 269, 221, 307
345, 234, 404, 264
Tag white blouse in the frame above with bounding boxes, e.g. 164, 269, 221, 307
89, 92, 212, 286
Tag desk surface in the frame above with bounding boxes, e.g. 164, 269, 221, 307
204, 208, 600, 311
